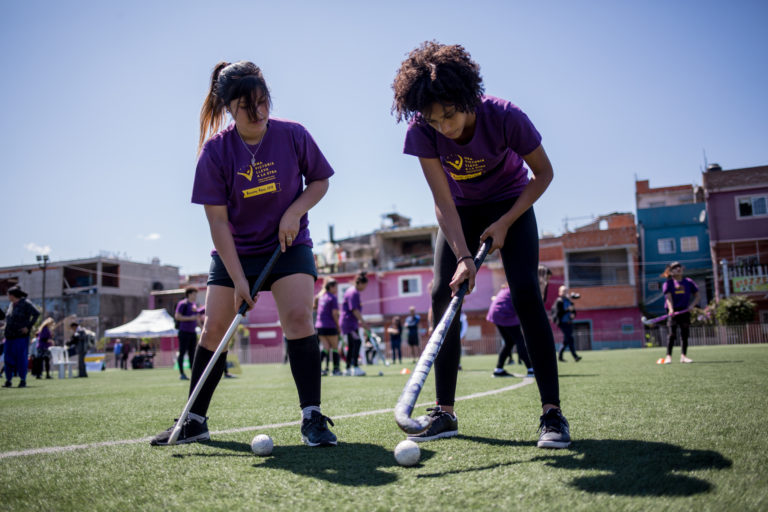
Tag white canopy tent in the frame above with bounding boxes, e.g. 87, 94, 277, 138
104, 309, 178, 338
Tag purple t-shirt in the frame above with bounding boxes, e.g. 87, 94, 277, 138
192, 119, 335, 255
315, 292, 339, 329
662, 278, 698, 311
403, 96, 542, 206
485, 288, 520, 326
38, 325, 52, 350
175, 299, 198, 333
341, 287, 362, 335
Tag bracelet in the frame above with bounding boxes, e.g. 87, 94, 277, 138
457, 255, 473, 265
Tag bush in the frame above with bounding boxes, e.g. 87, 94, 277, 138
714, 295, 757, 325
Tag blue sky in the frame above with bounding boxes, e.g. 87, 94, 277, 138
1, 0, 766, 275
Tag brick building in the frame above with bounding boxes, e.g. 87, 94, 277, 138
540, 213, 644, 349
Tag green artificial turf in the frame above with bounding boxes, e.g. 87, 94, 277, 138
1, 345, 766, 511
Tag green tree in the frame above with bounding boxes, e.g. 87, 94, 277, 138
715, 295, 756, 325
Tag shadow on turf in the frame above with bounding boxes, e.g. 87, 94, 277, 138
533, 439, 733, 496
254, 442, 436, 485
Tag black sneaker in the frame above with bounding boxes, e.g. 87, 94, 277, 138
179, 374, 189, 381
18, 380, 27, 388
493, 369, 514, 378
321, 369, 329, 377
150, 417, 210, 446
537, 408, 571, 449
3, 381, 11, 388
301, 410, 337, 446
407, 407, 458, 442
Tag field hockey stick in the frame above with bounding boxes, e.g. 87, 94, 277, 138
641, 307, 692, 326
365, 329, 389, 366
168, 245, 281, 445
394, 238, 492, 435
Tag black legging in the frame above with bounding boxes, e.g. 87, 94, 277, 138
346, 332, 361, 369
558, 322, 579, 360
432, 199, 560, 407
178, 331, 197, 375
496, 324, 531, 369
667, 312, 691, 356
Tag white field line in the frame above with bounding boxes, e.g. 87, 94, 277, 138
0, 377, 533, 460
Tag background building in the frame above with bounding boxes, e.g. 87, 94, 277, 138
703, 164, 768, 321
0, 256, 180, 340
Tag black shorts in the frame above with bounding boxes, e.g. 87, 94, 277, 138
317, 327, 338, 336
407, 332, 420, 346
207, 244, 317, 290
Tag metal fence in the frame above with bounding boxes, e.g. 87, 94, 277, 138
644, 323, 768, 347
99, 323, 768, 369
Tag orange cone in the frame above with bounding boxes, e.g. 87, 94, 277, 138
400, 368, 411, 375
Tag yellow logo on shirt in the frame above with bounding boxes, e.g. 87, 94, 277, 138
445, 155, 463, 171
237, 166, 254, 181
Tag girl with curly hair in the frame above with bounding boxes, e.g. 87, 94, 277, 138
151, 61, 337, 447
392, 41, 570, 448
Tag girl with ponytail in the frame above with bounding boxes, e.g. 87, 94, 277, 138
151, 61, 337, 447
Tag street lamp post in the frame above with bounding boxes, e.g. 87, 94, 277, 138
36, 254, 49, 317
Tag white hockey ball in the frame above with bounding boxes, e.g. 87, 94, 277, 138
394, 440, 421, 466
251, 434, 274, 456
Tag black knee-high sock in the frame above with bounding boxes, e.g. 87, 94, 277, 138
332, 350, 340, 371
286, 335, 321, 409
189, 346, 227, 418
320, 349, 329, 370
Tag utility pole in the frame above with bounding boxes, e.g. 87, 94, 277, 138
36, 254, 49, 317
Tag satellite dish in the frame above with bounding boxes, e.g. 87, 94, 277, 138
699, 209, 707, 223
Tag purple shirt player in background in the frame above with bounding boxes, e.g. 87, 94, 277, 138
392, 41, 571, 448
660, 262, 700, 364
151, 61, 337, 448
340, 272, 368, 375
315, 278, 342, 376
174, 287, 200, 381
486, 285, 532, 377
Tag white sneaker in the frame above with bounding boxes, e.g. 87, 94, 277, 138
353, 367, 366, 377
680, 355, 693, 363
663, 355, 672, 364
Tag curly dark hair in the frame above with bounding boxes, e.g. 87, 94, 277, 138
392, 41, 484, 123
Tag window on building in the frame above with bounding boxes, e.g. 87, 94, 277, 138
102, 264, 120, 288
648, 281, 659, 291
657, 238, 676, 254
737, 195, 768, 219
680, 236, 699, 253
648, 201, 665, 207
64, 264, 96, 289
567, 249, 630, 287
398, 275, 422, 297
77, 303, 89, 317
338, 282, 353, 302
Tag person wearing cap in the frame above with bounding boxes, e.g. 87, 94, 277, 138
3, 286, 40, 388
68, 321, 90, 377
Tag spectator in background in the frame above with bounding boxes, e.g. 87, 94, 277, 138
553, 286, 581, 363
69, 321, 90, 378
120, 340, 131, 370
35, 317, 55, 379
113, 339, 123, 369
487, 284, 532, 377
175, 287, 200, 380
405, 306, 421, 363
314, 278, 341, 376
387, 316, 403, 365
3, 286, 40, 388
